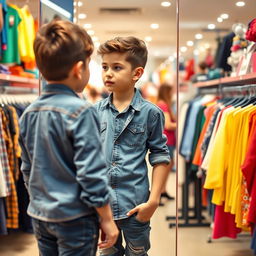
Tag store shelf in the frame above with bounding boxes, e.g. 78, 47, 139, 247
193, 73, 256, 88
0, 73, 39, 88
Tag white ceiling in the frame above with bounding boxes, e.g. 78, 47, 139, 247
14, 0, 256, 63
74, 0, 256, 61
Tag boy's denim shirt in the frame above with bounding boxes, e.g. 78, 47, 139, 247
19, 84, 110, 222
95, 89, 170, 220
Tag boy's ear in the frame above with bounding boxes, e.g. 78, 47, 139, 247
72, 61, 84, 79
132, 67, 144, 81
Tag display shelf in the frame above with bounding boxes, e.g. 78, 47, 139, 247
0, 73, 39, 88
193, 73, 256, 88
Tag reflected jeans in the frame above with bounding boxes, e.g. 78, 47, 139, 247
32, 214, 99, 256
101, 215, 151, 256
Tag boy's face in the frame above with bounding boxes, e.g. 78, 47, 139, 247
101, 52, 138, 93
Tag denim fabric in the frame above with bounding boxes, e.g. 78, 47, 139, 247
19, 83, 110, 222
32, 214, 99, 256
100, 215, 151, 256
95, 89, 170, 220
180, 98, 202, 161
167, 145, 175, 159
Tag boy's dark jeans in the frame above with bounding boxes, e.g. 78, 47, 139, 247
32, 214, 99, 256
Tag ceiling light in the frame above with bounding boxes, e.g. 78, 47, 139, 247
208, 24, 216, 30
205, 43, 210, 49
73, 17, 77, 23
193, 49, 199, 56
74, 8, 76, 14
94, 42, 101, 48
217, 17, 223, 23
161, 1, 171, 7
83, 24, 92, 29
92, 36, 98, 42
187, 41, 194, 47
77, 1, 83, 7
145, 36, 152, 42
150, 23, 159, 29
236, 1, 245, 7
168, 56, 175, 62
195, 33, 203, 40
220, 13, 229, 19
180, 46, 187, 52
78, 13, 87, 19
87, 30, 95, 36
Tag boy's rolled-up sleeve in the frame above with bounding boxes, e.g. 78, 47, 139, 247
147, 109, 170, 166
71, 106, 110, 208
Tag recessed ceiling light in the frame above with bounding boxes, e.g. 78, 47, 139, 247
87, 30, 95, 36
236, 1, 245, 7
187, 41, 194, 46
205, 43, 210, 49
92, 36, 98, 42
161, 1, 171, 7
220, 13, 229, 19
168, 56, 175, 62
208, 24, 216, 30
193, 49, 199, 55
217, 17, 223, 23
145, 36, 152, 42
77, 1, 83, 7
195, 33, 203, 40
150, 23, 159, 29
180, 46, 187, 52
73, 17, 77, 23
78, 13, 87, 19
94, 42, 101, 48
83, 24, 92, 29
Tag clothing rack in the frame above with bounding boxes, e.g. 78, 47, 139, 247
167, 78, 256, 229
0, 85, 38, 94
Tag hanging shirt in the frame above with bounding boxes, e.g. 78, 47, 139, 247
1, 5, 21, 64
0, 0, 7, 42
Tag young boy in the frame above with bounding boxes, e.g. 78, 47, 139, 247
95, 36, 170, 255
18, 20, 118, 256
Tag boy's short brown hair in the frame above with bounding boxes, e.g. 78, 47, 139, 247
97, 36, 148, 69
34, 20, 93, 81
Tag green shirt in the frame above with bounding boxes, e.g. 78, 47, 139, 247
1, 5, 21, 64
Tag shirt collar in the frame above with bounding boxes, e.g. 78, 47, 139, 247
42, 83, 79, 98
102, 88, 142, 111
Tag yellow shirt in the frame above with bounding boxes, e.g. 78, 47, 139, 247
9, 4, 35, 63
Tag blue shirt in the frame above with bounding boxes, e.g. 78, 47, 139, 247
95, 89, 170, 220
19, 83, 110, 222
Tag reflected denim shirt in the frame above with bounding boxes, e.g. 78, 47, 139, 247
95, 89, 170, 220
19, 84, 110, 222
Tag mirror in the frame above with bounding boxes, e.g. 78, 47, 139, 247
177, 0, 256, 255
75, 1, 177, 256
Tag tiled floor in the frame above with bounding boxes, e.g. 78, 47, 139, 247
0, 173, 253, 256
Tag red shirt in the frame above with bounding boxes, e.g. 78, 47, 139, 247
157, 102, 176, 146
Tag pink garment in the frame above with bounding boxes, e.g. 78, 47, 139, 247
212, 204, 241, 239
241, 114, 256, 227
157, 102, 176, 146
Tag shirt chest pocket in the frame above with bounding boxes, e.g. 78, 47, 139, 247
122, 123, 146, 147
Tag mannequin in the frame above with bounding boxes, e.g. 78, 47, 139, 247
227, 23, 248, 76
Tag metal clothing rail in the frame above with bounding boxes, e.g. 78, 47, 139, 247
0, 85, 38, 94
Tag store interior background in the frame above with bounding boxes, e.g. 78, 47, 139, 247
1, 0, 256, 255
